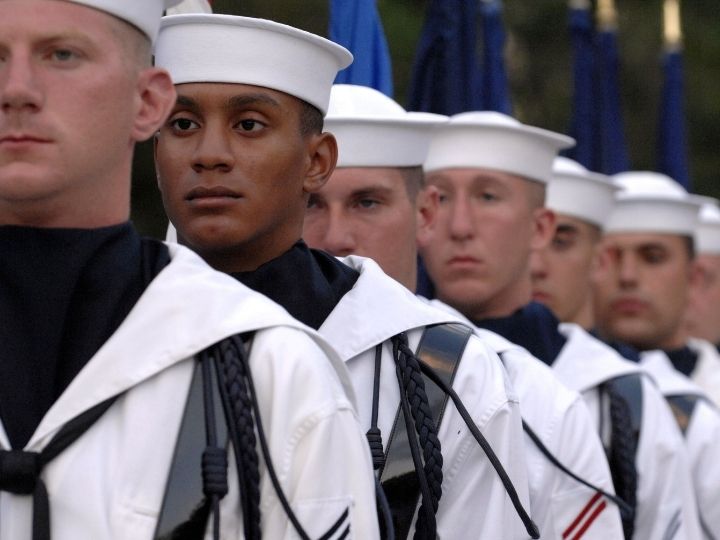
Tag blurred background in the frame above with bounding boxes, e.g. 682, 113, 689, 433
133, 0, 719, 238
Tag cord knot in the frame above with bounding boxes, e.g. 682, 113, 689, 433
0, 450, 42, 495
202, 446, 229, 498
366, 427, 385, 470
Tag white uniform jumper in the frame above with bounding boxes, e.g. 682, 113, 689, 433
427, 299, 625, 539
322, 256, 533, 539
641, 350, 720, 540
686, 338, 720, 407
555, 325, 703, 540
0, 244, 379, 540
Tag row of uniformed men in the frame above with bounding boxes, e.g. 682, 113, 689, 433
1, 1, 718, 539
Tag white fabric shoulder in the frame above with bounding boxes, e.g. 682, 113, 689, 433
322, 255, 472, 360
554, 323, 643, 393
687, 338, 720, 407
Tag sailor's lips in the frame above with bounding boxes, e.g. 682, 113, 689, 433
185, 185, 243, 208
610, 297, 648, 314
0, 134, 52, 149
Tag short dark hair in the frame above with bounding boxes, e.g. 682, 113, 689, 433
299, 101, 324, 136
525, 180, 546, 209
683, 235, 696, 259
399, 166, 425, 201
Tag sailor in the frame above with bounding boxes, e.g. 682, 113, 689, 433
417, 112, 702, 539
303, 83, 626, 539
683, 199, 720, 405
0, 2, 378, 539
154, 15, 536, 539
529, 158, 703, 539
593, 171, 720, 538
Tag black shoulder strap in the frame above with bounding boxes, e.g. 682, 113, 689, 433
665, 394, 702, 436
603, 373, 644, 443
380, 323, 472, 539
153, 346, 229, 540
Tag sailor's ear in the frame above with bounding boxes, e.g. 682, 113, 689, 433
530, 207, 556, 251
417, 186, 439, 248
131, 68, 176, 142
303, 132, 337, 194
417, 185, 439, 238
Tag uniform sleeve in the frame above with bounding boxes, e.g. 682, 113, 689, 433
634, 377, 703, 540
536, 395, 625, 539
240, 327, 381, 540
434, 337, 534, 540
686, 401, 720, 539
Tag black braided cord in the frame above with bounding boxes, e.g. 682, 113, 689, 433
214, 338, 262, 540
392, 333, 443, 540
418, 360, 540, 539
228, 335, 314, 540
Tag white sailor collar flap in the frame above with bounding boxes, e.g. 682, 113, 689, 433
25, 243, 345, 449
640, 350, 708, 398
320, 255, 469, 361
553, 323, 643, 393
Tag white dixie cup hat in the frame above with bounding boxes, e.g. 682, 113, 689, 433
423, 111, 575, 184
154, 14, 353, 115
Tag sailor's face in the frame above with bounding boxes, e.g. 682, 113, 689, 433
155, 83, 312, 271
303, 167, 420, 290
592, 233, 694, 350
0, 0, 142, 226
418, 168, 543, 318
685, 253, 720, 344
530, 214, 600, 324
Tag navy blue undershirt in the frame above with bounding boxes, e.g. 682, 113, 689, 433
233, 240, 359, 330
473, 302, 568, 366
664, 346, 699, 378
0, 222, 170, 448
589, 330, 642, 363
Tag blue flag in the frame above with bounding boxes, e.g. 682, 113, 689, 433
479, 0, 512, 114
595, 28, 630, 174
329, 0, 393, 96
407, 0, 482, 114
658, 49, 690, 189
566, 5, 596, 169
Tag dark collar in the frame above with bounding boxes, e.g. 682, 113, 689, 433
0, 222, 169, 448
473, 302, 567, 366
664, 345, 699, 378
589, 330, 642, 363
232, 240, 359, 330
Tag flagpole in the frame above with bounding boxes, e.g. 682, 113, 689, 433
663, 0, 683, 52
658, 0, 690, 188
597, 0, 618, 31
595, 0, 630, 174
567, 0, 590, 9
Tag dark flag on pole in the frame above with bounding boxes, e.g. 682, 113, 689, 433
479, 0, 512, 114
657, 0, 690, 189
409, 0, 483, 295
595, 0, 630, 174
329, 0, 393, 96
566, 1, 596, 169
407, 0, 482, 114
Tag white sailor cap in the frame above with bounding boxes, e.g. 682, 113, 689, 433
423, 111, 575, 184
165, 0, 212, 15
695, 199, 720, 254
154, 14, 353, 115
325, 85, 447, 168
547, 157, 620, 228
604, 171, 703, 237
66, 0, 182, 43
